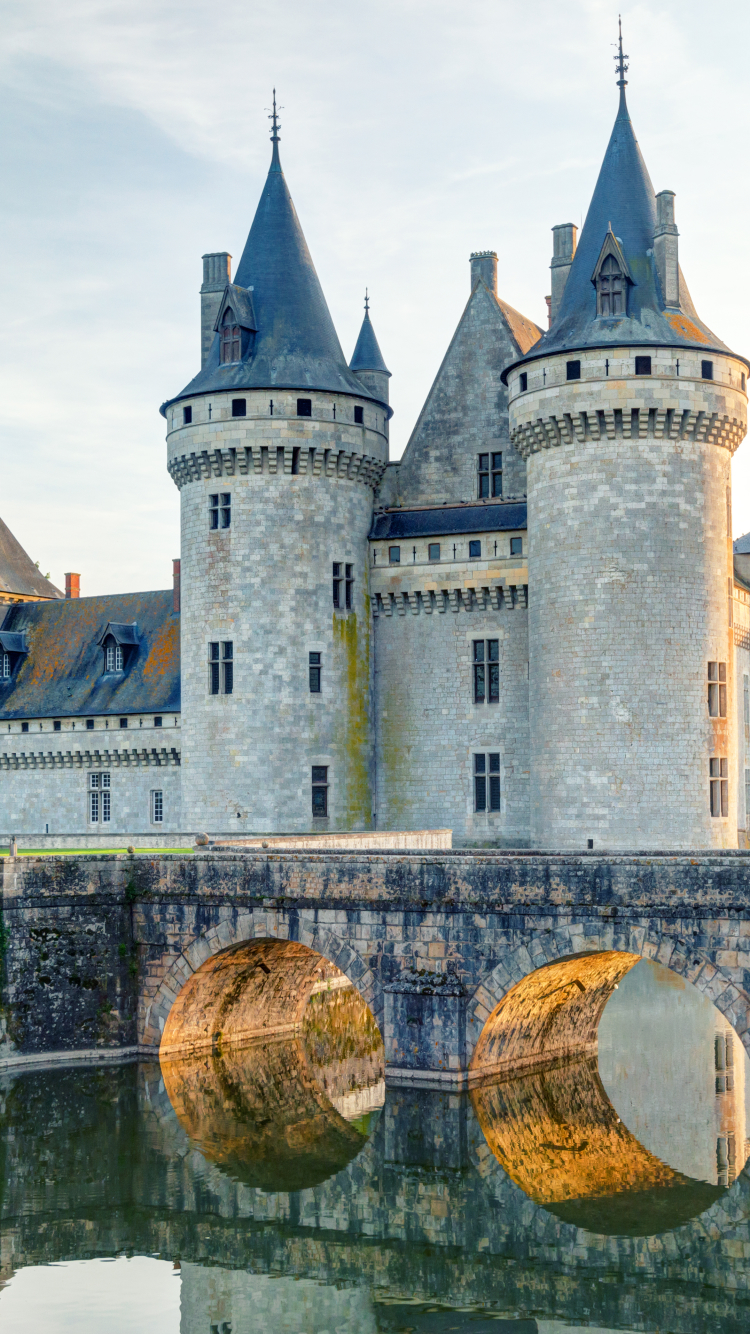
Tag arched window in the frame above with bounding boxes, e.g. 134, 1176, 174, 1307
104, 638, 123, 673
597, 253, 625, 317
220, 307, 241, 364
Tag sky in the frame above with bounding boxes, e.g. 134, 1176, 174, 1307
2, 0, 750, 595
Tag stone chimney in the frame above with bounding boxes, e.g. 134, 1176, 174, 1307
65, 573, 80, 599
201, 252, 231, 368
550, 223, 578, 322
654, 191, 679, 309
173, 558, 181, 614
470, 251, 498, 296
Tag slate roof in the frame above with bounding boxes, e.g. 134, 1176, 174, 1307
350, 308, 390, 375
163, 138, 382, 413
0, 591, 180, 720
504, 87, 743, 377
494, 297, 542, 356
370, 501, 527, 540
734, 532, 750, 555
0, 514, 63, 601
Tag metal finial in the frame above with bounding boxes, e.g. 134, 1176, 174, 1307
364, 288, 370, 315
268, 88, 282, 142
614, 15, 629, 90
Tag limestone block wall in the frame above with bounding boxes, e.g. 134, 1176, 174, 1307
168, 389, 384, 833
734, 580, 750, 843
508, 346, 747, 850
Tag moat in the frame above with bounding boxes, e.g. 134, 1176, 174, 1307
1, 961, 749, 1333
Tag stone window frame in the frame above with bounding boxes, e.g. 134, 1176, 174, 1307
473, 752, 501, 813
220, 307, 241, 364
708, 662, 727, 718
312, 765, 329, 818
209, 641, 234, 696
151, 789, 164, 824
473, 640, 499, 705
209, 493, 231, 530
309, 651, 322, 694
478, 452, 502, 499
89, 771, 111, 824
709, 758, 728, 818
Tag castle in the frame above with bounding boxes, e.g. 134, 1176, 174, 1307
2, 52, 750, 852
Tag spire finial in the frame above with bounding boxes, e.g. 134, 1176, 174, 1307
364, 288, 370, 315
614, 15, 629, 96
269, 88, 282, 142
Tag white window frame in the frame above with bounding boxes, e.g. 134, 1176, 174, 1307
106, 642, 124, 672
89, 771, 111, 823
151, 789, 164, 824
1, 652, 10, 679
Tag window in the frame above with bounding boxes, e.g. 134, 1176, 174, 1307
231, 398, 246, 417
745, 769, 750, 828
312, 765, 328, 817
154, 716, 162, 728
345, 564, 354, 610
745, 674, 749, 738
53, 720, 61, 732
428, 543, 441, 562
119, 717, 128, 729
220, 307, 241, 364
510, 537, 523, 556
89, 771, 111, 823
474, 753, 500, 812
151, 790, 163, 824
183, 405, 192, 425
209, 641, 233, 694
478, 452, 502, 499
473, 640, 499, 704
1, 652, 10, 678
566, 360, 581, 381
105, 642, 123, 672
354, 405, 364, 424
297, 398, 312, 417
309, 652, 321, 693
469, 540, 481, 559
389, 546, 401, 564
332, 563, 341, 607
710, 757, 728, 817
635, 355, 652, 375
85, 719, 94, 731
209, 493, 231, 529
596, 254, 624, 317
742, 373, 747, 392
702, 360, 714, 381
708, 662, 727, 718
715, 1032, 735, 1094
21, 721, 28, 733
519, 372, 528, 393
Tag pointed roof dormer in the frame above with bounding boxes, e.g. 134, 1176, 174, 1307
350, 292, 390, 376
164, 93, 386, 412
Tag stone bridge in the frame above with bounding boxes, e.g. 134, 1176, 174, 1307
1, 848, 750, 1082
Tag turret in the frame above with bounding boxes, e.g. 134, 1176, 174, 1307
349, 292, 391, 421
503, 25, 748, 850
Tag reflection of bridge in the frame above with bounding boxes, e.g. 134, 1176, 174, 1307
2, 850, 750, 1085
2, 1059, 750, 1333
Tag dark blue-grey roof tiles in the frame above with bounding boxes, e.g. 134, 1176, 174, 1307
370, 502, 527, 540
350, 310, 390, 375
0, 591, 180, 720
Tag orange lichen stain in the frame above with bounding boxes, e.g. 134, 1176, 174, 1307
665, 312, 710, 346
143, 616, 179, 681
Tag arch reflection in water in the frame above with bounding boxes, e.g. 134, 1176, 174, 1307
160, 983, 385, 1192
471, 958, 750, 1236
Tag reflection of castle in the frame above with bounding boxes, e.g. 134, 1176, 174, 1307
180, 1267, 376, 1334
715, 1022, 748, 1187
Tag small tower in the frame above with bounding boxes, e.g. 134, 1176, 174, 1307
161, 96, 392, 833
504, 27, 748, 850
349, 291, 391, 427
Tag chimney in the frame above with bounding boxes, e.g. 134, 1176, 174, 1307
172, 558, 181, 614
470, 251, 498, 296
545, 295, 552, 328
200, 252, 231, 368
550, 223, 578, 322
654, 191, 679, 309
65, 572, 80, 600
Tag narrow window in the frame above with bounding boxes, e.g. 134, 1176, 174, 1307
119, 717, 128, 729
312, 765, 328, 817
222, 641, 233, 695
519, 372, 528, 392
635, 355, 652, 375
428, 543, 440, 562
209, 494, 219, 529
708, 662, 727, 718
1, 652, 10, 678
702, 360, 714, 381
487, 640, 499, 703
597, 253, 625, 317
473, 641, 485, 704
491, 452, 502, 497
474, 753, 486, 811
297, 398, 312, 417
231, 398, 246, 418
309, 651, 321, 693
53, 720, 61, 732
90, 788, 99, 822
566, 360, 581, 381
345, 564, 354, 610
473, 641, 499, 704
478, 454, 489, 498
745, 769, 750, 830
469, 540, 481, 559
354, 405, 364, 424
86, 719, 94, 731
220, 307, 240, 364
389, 545, 401, 564
209, 642, 220, 695
510, 536, 523, 556
742, 373, 747, 391
710, 757, 729, 817
152, 790, 164, 824
101, 772, 111, 823
332, 562, 341, 607
183, 405, 192, 425
21, 721, 29, 733
744, 674, 749, 737
488, 753, 501, 810
154, 716, 162, 728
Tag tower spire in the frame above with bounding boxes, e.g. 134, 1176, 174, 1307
614, 15, 629, 107
364, 288, 370, 315
267, 88, 282, 169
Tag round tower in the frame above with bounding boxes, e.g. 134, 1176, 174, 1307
161, 103, 391, 834
504, 49, 748, 851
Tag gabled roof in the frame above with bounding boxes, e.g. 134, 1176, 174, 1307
0, 591, 179, 720
591, 226, 632, 283
0, 631, 27, 654
494, 295, 542, 356
350, 306, 390, 375
163, 136, 382, 412
213, 283, 258, 332
370, 501, 527, 540
97, 621, 139, 647
0, 514, 63, 601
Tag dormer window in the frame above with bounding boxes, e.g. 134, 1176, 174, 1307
105, 640, 124, 672
1, 652, 10, 679
220, 307, 241, 364
0, 631, 28, 683
97, 622, 138, 675
597, 254, 624, 317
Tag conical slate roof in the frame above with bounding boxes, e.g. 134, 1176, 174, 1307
166, 137, 383, 408
0, 515, 62, 601
350, 302, 390, 375
510, 85, 738, 368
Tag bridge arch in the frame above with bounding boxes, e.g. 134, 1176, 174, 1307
466, 923, 750, 1079
141, 911, 384, 1056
